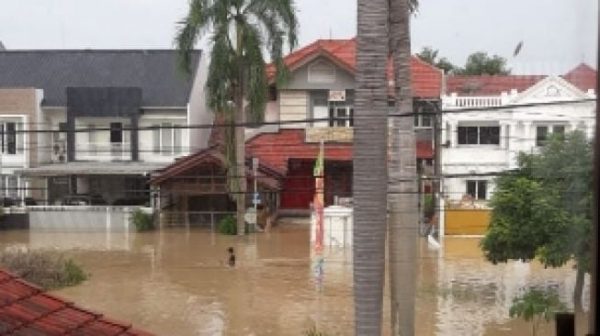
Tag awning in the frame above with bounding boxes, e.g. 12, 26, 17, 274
15, 162, 168, 177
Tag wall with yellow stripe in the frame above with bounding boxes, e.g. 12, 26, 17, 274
445, 209, 491, 236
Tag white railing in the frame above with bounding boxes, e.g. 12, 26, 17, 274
443, 92, 517, 109
76, 142, 131, 161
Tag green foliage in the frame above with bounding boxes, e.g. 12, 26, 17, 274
482, 131, 593, 304
0, 250, 88, 290
416, 46, 456, 74
509, 287, 567, 336
423, 194, 435, 220
218, 215, 237, 235
130, 208, 155, 232
303, 325, 330, 336
455, 52, 510, 75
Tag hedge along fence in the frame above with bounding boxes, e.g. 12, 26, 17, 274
129, 208, 155, 232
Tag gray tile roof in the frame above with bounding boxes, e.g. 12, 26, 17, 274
0, 49, 201, 107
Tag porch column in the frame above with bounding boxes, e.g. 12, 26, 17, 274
130, 114, 139, 161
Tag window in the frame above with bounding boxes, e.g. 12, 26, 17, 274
312, 98, 329, 128
54, 122, 67, 143
414, 106, 433, 128
536, 124, 566, 146
152, 123, 182, 155
1, 122, 20, 155
110, 122, 123, 143
466, 180, 487, 200
458, 126, 500, 145
329, 106, 353, 127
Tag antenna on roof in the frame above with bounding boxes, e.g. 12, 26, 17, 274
329, 27, 332, 40
0, 41, 5, 51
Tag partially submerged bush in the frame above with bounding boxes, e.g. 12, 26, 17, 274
0, 250, 88, 290
510, 287, 567, 336
304, 326, 330, 336
218, 215, 237, 235
130, 208, 155, 231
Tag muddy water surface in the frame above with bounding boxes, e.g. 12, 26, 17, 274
0, 221, 590, 335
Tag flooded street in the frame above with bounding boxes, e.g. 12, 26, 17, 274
0, 221, 590, 336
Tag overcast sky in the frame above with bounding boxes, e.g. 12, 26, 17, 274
0, 0, 596, 74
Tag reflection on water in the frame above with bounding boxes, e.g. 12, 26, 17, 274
0, 222, 590, 336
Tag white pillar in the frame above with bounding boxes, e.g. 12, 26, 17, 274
522, 122, 533, 151
448, 121, 458, 147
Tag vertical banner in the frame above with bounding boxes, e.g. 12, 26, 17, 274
313, 141, 325, 290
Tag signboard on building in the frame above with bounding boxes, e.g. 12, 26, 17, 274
328, 90, 346, 102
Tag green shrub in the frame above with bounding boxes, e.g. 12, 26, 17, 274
0, 250, 88, 290
423, 194, 435, 220
304, 326, 330, 336
130, 208, 155, 231
510, 287, 567, 336
218, 215, 237, 235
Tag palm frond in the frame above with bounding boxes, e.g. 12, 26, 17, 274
241, 23, 267, 123
175, 0, 211, 75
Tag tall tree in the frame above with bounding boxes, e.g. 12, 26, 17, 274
456, 51, 511, 75
389, 0, 418, 334
354, 0, 389, 334
481, 131, 593, 311
176, 0, 297, 235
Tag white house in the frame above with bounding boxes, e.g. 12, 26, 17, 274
441, 64, 597, 206
0, 49, 211, 205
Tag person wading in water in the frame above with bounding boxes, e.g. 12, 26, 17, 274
227, 247, 236, 267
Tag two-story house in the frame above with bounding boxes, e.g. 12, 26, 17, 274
440, 64, 597, 234
0, 49, 209, 205
248, 38, 443, 214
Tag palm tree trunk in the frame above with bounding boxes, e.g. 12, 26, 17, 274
235, 22, 247, 236
354, 0, 389, 335
388, 0, 418, 334
573, 267, 585, 312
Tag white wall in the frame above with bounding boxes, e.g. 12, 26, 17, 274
188, 55, 213, 152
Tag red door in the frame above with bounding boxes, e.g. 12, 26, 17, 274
281, 159, 315, 209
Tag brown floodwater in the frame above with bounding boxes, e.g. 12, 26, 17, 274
0, 219, 591, 336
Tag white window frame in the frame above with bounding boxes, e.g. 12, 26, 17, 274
153, 123, 182, 155
457, 125, 501, 146
466, 180, 488, 200
1, 121, 24, 155
535, 123, 567, 147
329, 105, 354, 128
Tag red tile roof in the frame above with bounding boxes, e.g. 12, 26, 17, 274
446, 63, 597, 96
267, 38, 443, 99
246, 129, 433, 173
0, 269, 153, 336
247, 129, 353, 174
446, 75, 545, 96
149, 145, 283, 187
563, 63, 597, 92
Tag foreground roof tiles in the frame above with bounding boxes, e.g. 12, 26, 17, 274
0, 269, 153, 336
